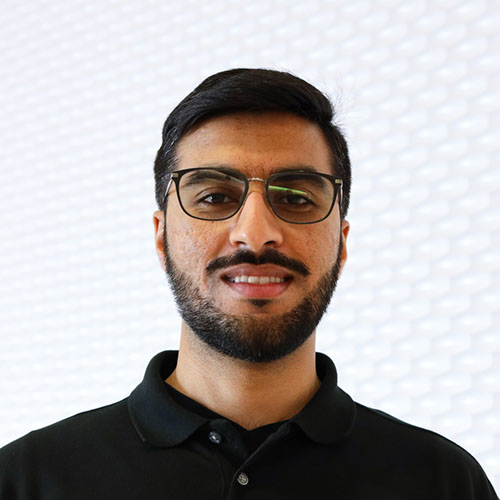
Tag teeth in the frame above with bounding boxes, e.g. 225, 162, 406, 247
231, 275, 285, 284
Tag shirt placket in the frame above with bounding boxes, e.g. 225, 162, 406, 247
205, 421, 292, 499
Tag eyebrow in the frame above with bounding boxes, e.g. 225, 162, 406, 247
181, 168, 244, 187
184, 164, 323, 175
271, 171, 327, 189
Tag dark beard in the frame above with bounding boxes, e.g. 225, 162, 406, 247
164, 234, 343, 363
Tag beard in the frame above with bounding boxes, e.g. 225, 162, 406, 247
164, 233, 343, 363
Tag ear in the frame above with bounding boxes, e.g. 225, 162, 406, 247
153, 210, 167, 272
338, 219, 350, 274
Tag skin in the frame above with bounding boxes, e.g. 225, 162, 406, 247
153, 112, 350, 430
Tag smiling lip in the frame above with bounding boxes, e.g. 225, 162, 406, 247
221, 265, 293, 299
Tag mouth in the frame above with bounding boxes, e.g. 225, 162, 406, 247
228, 275, 287, 284
221, 265, 293, 299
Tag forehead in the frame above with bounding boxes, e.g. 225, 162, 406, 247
175, 112, 334, 177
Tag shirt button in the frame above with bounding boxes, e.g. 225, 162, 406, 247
237, 472, 249, 486
208, 431, 222, 444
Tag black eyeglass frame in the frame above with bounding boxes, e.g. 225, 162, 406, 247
163, 167, 343, 225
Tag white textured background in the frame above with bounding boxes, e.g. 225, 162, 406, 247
0, 0, 498, 491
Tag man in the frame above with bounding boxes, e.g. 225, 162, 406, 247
0, 69, 497, 499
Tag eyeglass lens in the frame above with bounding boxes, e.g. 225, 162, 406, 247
177, 168, 336, 223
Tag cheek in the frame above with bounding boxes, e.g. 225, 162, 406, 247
297, 225, 339, 272
167, 215, 224, 271
171, 228, 206, 261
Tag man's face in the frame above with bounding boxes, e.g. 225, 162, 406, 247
154, 112, 349, 362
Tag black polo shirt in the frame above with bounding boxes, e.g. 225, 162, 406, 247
0, 351, 497, 499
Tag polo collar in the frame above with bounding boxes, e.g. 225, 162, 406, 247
128, 351, 356, 448
291, 353, 356, 444
128, 351, 207, 447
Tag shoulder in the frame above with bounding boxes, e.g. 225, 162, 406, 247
1, 397, 130, 453
355, 402, 476, 458
351, 402, 498, 498
1, 397, 132, 456
0, 398, 134, 497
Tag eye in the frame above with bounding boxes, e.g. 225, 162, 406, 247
269, 185, 315, 207
195, 188, 242, 206
200, 192, 233, 204
283, 193, 311, 205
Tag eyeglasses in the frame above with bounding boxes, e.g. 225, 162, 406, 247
164, 167, 343, 225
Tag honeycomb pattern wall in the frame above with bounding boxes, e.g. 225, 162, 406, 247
0, 0, 498, 490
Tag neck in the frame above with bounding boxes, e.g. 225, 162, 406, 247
165, 322, 321, 430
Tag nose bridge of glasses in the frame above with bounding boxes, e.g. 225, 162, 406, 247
238, 176, 277, 220
243, 177, 270, 204
247, 176, 266, 189
242, 176, 266, 198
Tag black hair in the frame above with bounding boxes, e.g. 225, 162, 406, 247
154, 68, 351, 218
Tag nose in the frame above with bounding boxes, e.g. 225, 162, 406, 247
229, 187, 284, 252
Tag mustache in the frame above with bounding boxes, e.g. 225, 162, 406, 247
205, 249, 311, 277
